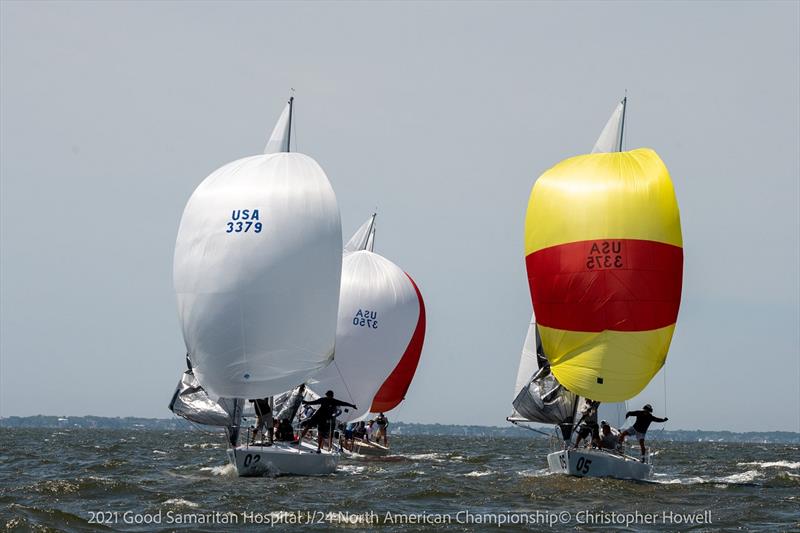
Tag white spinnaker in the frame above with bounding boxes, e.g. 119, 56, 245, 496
174, 152, 342, 399
591, 99, 625, 153
308, 250, 420, 423
264, 101, 291, 154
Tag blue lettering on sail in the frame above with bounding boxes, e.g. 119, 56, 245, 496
226, 209, 262, 234
352, 309, 378, 329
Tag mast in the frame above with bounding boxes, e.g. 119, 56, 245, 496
287, 96, 294, 153
365, 212, 377, 252
617, 95, 627, 152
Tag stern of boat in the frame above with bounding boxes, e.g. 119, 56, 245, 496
547, 449, 653, 480
228, 441, 339, 477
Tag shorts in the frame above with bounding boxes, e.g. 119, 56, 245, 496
622, 427, 646, 440
577, 423, 599, 440
302, 415, 332, 435
255, 412, 273, 431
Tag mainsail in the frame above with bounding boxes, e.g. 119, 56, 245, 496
307, 215, 424, 422
173, 97, 343, 400
264, 97, 292, 154
591, 97, 626, 154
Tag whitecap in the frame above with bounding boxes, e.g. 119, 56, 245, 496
164, 498, 199, 508
517, 468, 552, 478
464, 470, 493, 477
403, 453, 446, 462
737, 461, 800, 469
199, 464, 237, 477
152, 450, 167, 455
339, 465, 365, 475
714, 470, 761, 484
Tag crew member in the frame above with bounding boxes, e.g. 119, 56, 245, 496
249, 397, 273, 445
292, 390, 356, 453
374, 413, 389, 446
619, 404, 668, 461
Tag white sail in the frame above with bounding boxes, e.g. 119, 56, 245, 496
512, 315, 539, 402
308, 234, 420, 423
264, 99, 292, 154
343, 213, 376, 253
174, 128, 342, 399
591, 98, 625, 153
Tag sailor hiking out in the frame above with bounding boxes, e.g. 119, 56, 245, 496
619, 404, 668, 461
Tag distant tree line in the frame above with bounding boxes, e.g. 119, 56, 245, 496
1, 416, 798, 443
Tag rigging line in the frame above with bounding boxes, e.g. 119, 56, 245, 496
508, 419, 553, 438
332, 360, 358, 413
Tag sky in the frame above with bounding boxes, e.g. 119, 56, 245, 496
1, 1, 798, 433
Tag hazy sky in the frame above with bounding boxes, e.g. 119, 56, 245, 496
1, 1, 798, 432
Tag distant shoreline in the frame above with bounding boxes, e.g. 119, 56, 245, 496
1, 415, 798, 443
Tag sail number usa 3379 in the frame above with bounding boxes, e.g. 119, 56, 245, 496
225, 209, 262, 234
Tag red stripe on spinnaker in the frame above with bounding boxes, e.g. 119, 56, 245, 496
370, 273, 426, 413
526, 239, 683, 332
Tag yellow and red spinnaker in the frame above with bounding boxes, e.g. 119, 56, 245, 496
525, 148, 683, 402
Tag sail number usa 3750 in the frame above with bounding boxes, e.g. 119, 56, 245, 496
225, 209, 262, 234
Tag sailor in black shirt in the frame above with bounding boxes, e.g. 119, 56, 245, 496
618, 404, 668, 461
292, 390, 356, 453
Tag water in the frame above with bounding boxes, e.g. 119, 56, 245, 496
1, 429, 798, 531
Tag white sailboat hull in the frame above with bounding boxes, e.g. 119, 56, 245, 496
228, 441, 339, 477
547, 449, 652, 480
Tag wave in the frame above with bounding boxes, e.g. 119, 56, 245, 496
737, 461, 800, 469
164, 498, 199, 508
199, 464, 237, 477
464, 470, 493, 477
339, 465, 365, 475
651, 470, 761, 486
402, 453, 448, 462
516, 468, 552, 478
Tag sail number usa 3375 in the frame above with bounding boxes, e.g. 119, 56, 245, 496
225, 209, 262, 234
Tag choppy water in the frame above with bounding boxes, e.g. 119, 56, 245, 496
1, 428, 798, 531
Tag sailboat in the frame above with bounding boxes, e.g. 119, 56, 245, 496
170, 96, 345, 476
305, 214, 426, 457
510, 97, 683, 480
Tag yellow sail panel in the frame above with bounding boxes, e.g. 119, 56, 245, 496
538, 324, 675, 402
525, 148, 682, 256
